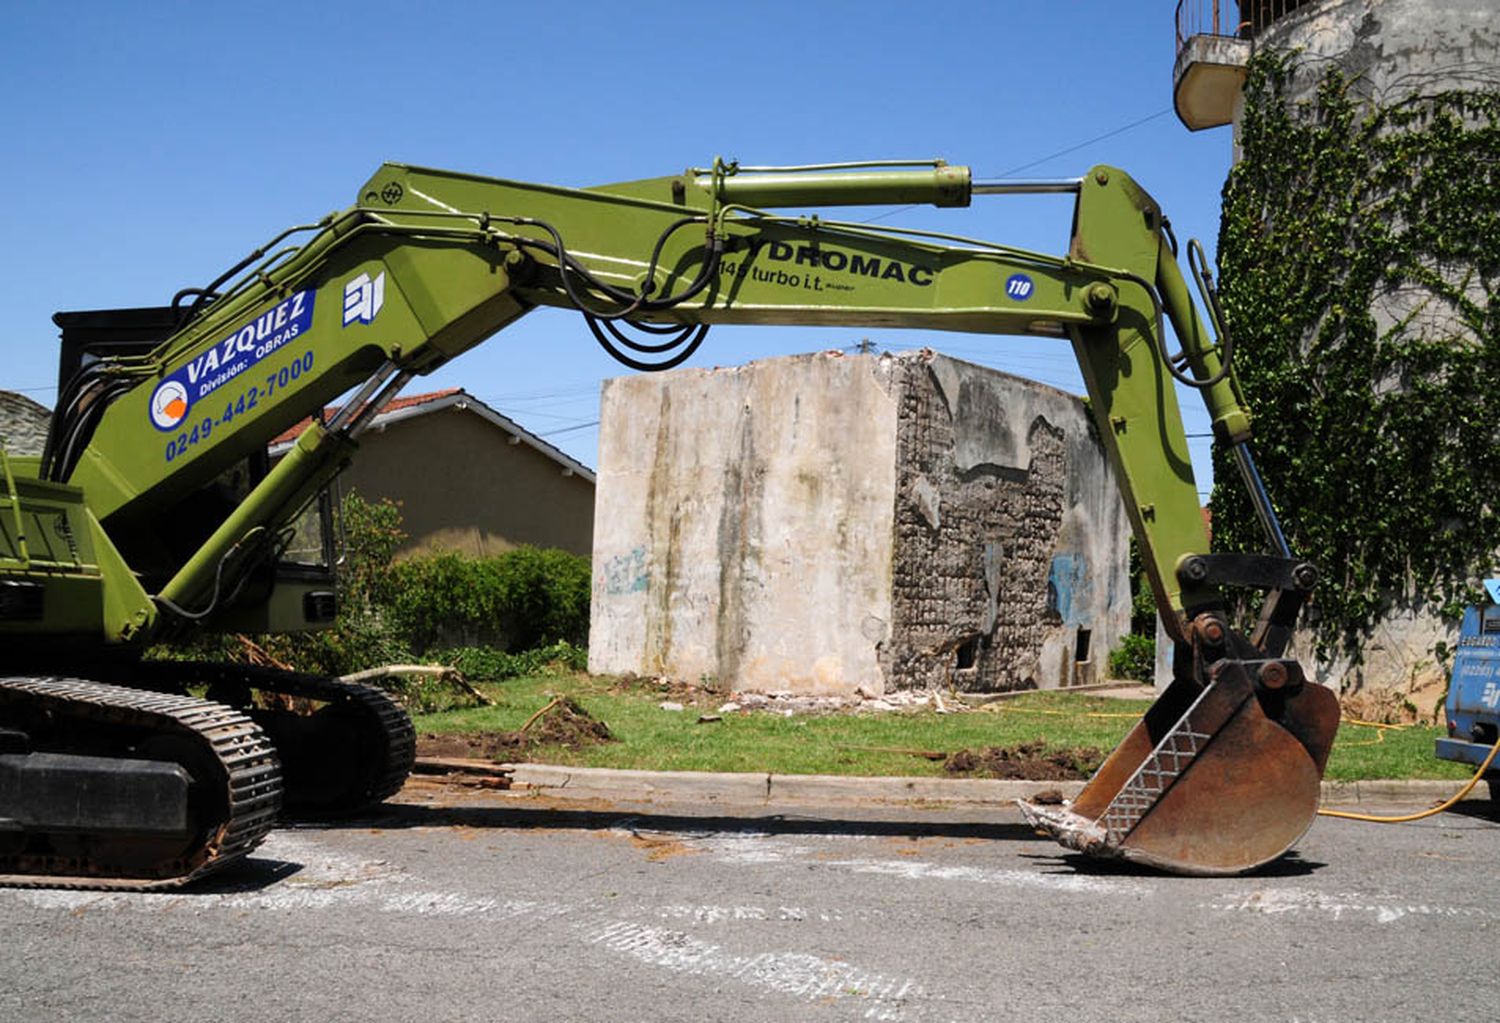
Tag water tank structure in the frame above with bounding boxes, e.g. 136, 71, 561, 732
1172, 0, 1500, 695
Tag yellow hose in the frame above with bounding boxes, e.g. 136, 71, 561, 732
1318, 738, 1499, 823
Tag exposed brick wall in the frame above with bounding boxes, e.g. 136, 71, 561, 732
883, 359, 1067, 692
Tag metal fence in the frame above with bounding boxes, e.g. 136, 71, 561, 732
1175, 0, 1318, 47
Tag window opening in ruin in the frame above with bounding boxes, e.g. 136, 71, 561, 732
955, 636, 981, 670
1074, 628, 1092, 663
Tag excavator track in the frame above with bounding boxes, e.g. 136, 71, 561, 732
0, 676, 282, 891
130, 661, 416, 815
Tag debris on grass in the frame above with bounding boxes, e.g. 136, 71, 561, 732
343, 663, 492, 709
416, 695, 613, 762
942, 740, 1103, 780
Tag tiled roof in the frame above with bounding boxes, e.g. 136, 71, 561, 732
0, 390, 52, 457
269, 387, 594, 482
269, 388, 462, 447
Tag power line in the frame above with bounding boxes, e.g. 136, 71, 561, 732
539, 420, 599, 438
861, 106, 1174, 225
993, 108, 1173, 177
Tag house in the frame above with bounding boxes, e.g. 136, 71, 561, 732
0, 390, 52, 457
272, 389, 595, 559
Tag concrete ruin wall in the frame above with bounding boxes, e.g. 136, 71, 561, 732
590, 352, 901, 694
589, 350, 1130, 696
886, 357, 1129, 693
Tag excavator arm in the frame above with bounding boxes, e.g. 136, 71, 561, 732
67, 162, 1220, 628
37, 157, 1337, 876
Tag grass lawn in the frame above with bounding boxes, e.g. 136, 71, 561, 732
410, 670, 1474, 782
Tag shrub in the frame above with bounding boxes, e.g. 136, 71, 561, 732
388, 545, 591, 654
1108, 633, 1156, 683
438, 641, 589, 682
154, 493, 591, 683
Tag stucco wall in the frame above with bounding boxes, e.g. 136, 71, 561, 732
339, 408, 595, 559
590, 352, 900, 694
589, 350, 1130, 696
1250, 0, 1500, 107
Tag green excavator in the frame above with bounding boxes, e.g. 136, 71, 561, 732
0, 157, 1339, 887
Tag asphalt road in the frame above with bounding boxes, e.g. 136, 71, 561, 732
3, 780, 1498, 1023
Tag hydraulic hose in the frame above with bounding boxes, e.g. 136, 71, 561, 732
1318, 738, 1499, 823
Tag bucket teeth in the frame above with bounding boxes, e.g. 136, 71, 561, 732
1017, 800, 1114, 859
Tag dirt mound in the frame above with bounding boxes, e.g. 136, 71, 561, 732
943, 740, 1103, 780
418, 733, 519, 761
1340, 671, 1447, 725
416, 696, 613, 762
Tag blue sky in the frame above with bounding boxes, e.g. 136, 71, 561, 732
2, 1, 1235, 490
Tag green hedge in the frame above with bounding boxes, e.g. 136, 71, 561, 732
156, 493, 592, 680
388, 546, 591, 653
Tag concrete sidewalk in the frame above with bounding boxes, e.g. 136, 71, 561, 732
493, 762, 1476, 809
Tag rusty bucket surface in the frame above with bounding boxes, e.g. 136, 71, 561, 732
1021, 656, 1340, 876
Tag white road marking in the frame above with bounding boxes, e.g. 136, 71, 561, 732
587, 919, 922, 1021
823, 855, 1152, 896
652, 902, 865, 924
681, 831, 1153, 897
3, 831, 933, 1018
1204, 887, 1499, 924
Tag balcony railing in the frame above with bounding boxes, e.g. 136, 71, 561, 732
1175, 0, 1318, 50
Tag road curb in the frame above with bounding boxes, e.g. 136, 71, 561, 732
497, 764, 1477, 809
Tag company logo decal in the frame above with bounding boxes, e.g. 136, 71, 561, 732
150, 379, 190, 430
716, 238, 936, 293
343, 271, 385, 326
148, 289, 316, 432
1005, 273, 1035, 301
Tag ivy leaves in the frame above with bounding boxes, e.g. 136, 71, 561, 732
1213, 52, 1500, 660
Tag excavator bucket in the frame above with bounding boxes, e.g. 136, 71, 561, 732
1021, 632, 1340, 876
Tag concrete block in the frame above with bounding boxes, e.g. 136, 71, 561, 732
590, 350, 1129, 697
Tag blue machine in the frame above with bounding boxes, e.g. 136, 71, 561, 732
1436, 579, 1500, 796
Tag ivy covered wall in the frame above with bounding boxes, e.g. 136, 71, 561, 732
1212, 48, 1500, 671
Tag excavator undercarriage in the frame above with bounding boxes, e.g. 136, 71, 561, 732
0, 663, 413, 888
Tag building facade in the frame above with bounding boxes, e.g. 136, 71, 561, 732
1173, 0, 1500, 694
273, 389, 595, 559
